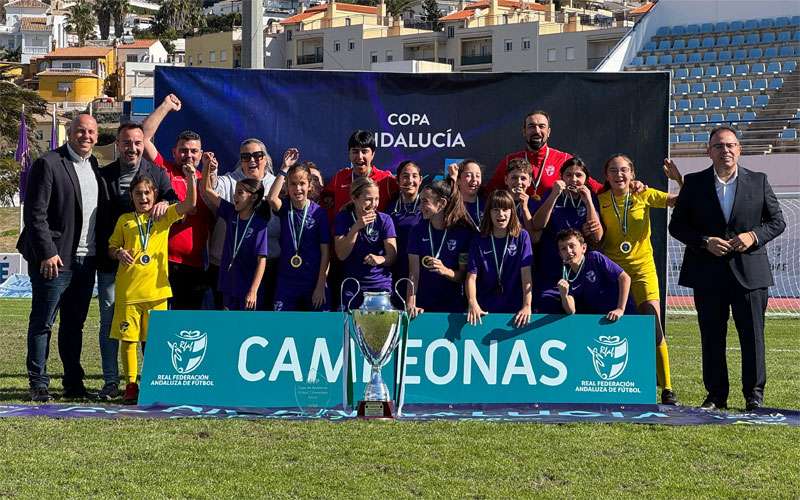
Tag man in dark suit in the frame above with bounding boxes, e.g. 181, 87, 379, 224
669, 126, 785, 411
94, 122, 177, 400
17, 114, 100, 402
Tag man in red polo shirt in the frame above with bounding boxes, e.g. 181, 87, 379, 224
321, 130, 398, 222
487, 110, 603, 198
142, 94, 214, 309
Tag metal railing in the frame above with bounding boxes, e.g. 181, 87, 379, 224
460, 54, 492, 66
297, 53, 323, 65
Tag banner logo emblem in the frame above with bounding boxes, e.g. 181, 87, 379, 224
587, 335, 628, 380
167, 330, 208, 374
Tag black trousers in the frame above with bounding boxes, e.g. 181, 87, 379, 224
168, 262, 209, 310
693, 270, 768, 405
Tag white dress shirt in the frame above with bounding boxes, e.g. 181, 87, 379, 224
714, 168, 738, 223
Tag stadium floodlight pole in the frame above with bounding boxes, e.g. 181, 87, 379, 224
242, 0, 264, 69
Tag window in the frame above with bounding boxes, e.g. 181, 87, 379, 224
56, 82, 72, 92
286, 30, 292, 41
547, 48, 557, 62
126, 54, 138, 62
220, 49, 227, 62
348, 39, 355, 50
370, 51, 378, 63
334, 40, 341, 52
188, 55, 193, 66
385, 50, 393, 61
504, 39, 512, 52
286, 59, 292, 68
62, 62, 81, 69
209, 50, 216, 63
522, 37, 531, 50
566, 46, 575, 61
345, 17, 351, 26
447, 26, 455, 38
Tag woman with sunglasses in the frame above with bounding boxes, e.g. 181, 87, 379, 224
205, 139, 282, 309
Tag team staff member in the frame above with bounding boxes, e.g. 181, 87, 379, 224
322, 130, 398, 221
95, 123, 177, 400
18, 114, 100, 402
669, 127, 785, 411
142, 93, 214, 310
598, 153, 683, 406
487, 110, 603, 197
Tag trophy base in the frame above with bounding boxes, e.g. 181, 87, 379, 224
357, 400, 395, 419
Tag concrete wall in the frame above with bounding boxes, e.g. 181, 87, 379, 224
186, 31, 237, 68
38, 75, 102, 102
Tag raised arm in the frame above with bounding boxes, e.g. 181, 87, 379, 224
176, 164, 197, 216
201, 152, 221, 213
142, 94, 182, 162
663, 158, 684, 207
532, 183, 563, 231
267, 148, 299, 212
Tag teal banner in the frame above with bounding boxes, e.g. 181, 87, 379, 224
139, 312, 655, 408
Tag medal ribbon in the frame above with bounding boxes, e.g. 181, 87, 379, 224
394, 194, 419, 215
490, 234, 509, 288
562, 256, 585, 283
524, 146, 550, 194
465, 198, 481, 230
561, 190, 583, 209
352, 211, 375, 238
610, 190, 630, 236
231, 211, 256, 268
427, 222, 448, 261
135, 214, 153, 254
288, 201, 309, 255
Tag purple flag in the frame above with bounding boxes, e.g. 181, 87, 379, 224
15, 111, 31, 202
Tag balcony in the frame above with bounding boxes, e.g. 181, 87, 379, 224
23, 46, 49, 55
297, 53, 323, 65
460, 54, 492, 66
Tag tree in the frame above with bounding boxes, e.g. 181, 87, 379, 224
1, 46, 22, 62
154, 0, 206, 38
0, 80, 47, 154
386, 0, 416, 18
66, 0, 97, 46
95, 0, 113, 39
111, 0, 130, 38
196, 12, 241, 35
421, 0, 442, 31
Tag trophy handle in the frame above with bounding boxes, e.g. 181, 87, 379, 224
394, 277, 415, 313
340, 277, 361, 312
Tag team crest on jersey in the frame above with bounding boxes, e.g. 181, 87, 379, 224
364, 226, 380, 243
245, 227, 254, 238
273, 300, 284, 311
447, 239, 457, 251
119, 321, 129, 333
507, 242, 518, 257
577, 206, 587, 217
586, 270, 597, 283
545, 165, 555, 177
305, 217, 316, 229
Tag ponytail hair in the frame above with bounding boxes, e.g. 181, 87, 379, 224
421, 178, 468, 229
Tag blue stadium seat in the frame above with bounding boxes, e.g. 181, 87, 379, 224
689, 67, 704, 78
781, 129, 798, 140
678, 99, 691, 111
716, 35, 730, 47
687, 24, 701, 35
674, 67, 689, 79
734, 64, 749, 75
753, 78, 767, 90
646, 55, 658, 66
721, 80, 736, 92
707, 97, 723, 109
744, 19, 760, 30
702, 37, 715, 48
730, 34, 745, 46
718, 50, 732, 61
794, 30, 800, 41
672, 39, 686, 50
740, 95, 754, 108
761, 32, 776, 44
769, 77, 784, 89
674, 53, 688, 64
742, 111, 756, 123
678, 133, 693, 142
644, 41, 657, 51
707, 81, 721, 93
792, 16, 800, 26
726, 111, 741, 122
672, 25, 686, 35
720, 64, 735, 77
710, 113, 725, 124
749, 48, 763, 59
736, 79, 752, 92
656, 26, 670, 36
723, 96, 738, 108
761, 18, 774, 29
659, 54, 673, 65
783, 60, 797, 72
733, 49, 748, 60
670, 133, 679, 143
670, 100, 677, 111
767, 62, 782, 74
703, 51, 718, 62
779, 46, 795, 57
776, 17, 790, 28
764, 47, 778, 59
676, 83, 690, 94
678, 114, 693, 125
706, 65, 719, 78
777, 31, 791, 42
670, 115, 678, 124
687, 38, 701, 49
690, 82, 705, 94
630, 56, 644, 66
701, 23, 714, 33
688, 52, 702, 63
692, 98, 707, 110
756, 94, 769, 107
730, 20, 744, 31
752, 63, 766, 75
658, 40, 671, 51
694, 132, 710, 142
694, 114, 708, 125
715, 21, 729, 32
745, 33, 760, 44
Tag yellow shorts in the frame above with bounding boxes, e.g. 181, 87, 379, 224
110, 299, 167, 342
627, 265, 661, 306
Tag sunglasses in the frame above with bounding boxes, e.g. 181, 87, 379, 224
240, 151, 266, 161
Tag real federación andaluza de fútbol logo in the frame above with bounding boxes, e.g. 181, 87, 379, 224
168, 330, 208, 374
586, 335, 628, 381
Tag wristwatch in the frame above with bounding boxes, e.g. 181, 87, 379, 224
701, 236, 710, 249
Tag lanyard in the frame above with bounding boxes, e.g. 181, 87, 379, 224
288, 201, 309, 253
490, 234, 509, 284
465, 198, 481, 230
427, 222, 448, 260
230, 211, 256, 269
394, 194, 419, 215
610, 191, 631, 235
562, 257, 585, 283
524, 146, 550, 193
561, 190, 583, 209
134, 213, 153, 253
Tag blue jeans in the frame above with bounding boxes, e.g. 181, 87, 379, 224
96, 271, 119, 385
26, 256, 96, 390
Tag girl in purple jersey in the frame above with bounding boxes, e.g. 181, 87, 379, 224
448, 159, 485, 232
334, 176, 397, 309
267, 150, 331, 311
389, 161, 423, 307
406, 179, 473, 317
556, 229, 636, 320
466, 190, 533, 328
202, 153, 269, 310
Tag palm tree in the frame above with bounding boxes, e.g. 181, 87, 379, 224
154, 0, 206, 37
67, 0, 97, 46
95, 0, 113, 40
111, 0, 130, 38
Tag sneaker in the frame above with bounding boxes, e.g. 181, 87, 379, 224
62, 386, 98, 400
96, 383, 120, 401
29, 386, 53, 402
661, 388, 680, 406
122, 383, 139, 405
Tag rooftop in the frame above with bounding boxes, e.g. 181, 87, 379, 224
117, 39, 159, 49
5, 0, 49, 9
440, 0, 547, 21
20, 17, 49, 32
45, 46, 114, 58
280, 2, 378, 25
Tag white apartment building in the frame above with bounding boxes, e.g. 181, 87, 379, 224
0, 0, 67, 63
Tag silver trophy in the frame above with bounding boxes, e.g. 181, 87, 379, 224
342, 278, 412, 418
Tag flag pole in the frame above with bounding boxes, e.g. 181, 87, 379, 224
18, 104, 24, 233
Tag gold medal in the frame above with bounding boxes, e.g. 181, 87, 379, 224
421, 256, 436, 269
290, 254, 303, 268
140, 253, 151, 265
620, 241, 632, 254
